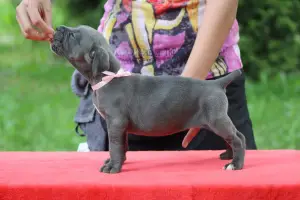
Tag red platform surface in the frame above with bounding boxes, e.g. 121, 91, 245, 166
0, 150, 300, 200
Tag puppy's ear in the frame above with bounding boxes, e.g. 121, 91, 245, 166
90, 46, 110, 76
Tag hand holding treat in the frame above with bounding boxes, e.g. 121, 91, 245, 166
16, 0, 54, 41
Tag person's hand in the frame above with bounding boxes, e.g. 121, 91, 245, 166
16, 0, 54, 41
71, 70, 89, 97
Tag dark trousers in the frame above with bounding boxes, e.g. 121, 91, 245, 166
127, 69, 257, 151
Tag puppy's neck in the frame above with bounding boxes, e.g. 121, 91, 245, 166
107, 65, 120, 74
91, 57, 121, 85
91, 68, 131, 91
108, 55, 121, 74
101, 56, 121, 78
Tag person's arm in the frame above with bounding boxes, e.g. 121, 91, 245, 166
181, 0, 238, 80
71, 70, 89, 97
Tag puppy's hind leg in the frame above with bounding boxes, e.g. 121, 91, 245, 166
100, 116, 128, 174
219, 145, 233, 160
209, 115, 245, 170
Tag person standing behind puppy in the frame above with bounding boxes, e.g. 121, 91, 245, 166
16, 0, 257, 153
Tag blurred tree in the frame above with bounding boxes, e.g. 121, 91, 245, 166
57, 0, 104, 29
52, 0, 300, 80
238, 0, 300, 80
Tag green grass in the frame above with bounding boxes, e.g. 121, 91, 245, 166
0, 1, 84, 151
246, 73, 300, 149
0, 1, 300, 151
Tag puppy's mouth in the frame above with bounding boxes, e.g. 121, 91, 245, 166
50, 26, 67, 56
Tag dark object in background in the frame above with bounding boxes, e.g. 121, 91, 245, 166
75, 113, 109, 151
71, 70, 108, 151
61, 0, 105, 29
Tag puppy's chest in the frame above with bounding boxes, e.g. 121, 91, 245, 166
92, 91, 107, 119
93, 103, 105, 119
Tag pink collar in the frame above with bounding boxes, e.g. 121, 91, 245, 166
91, 69, 131, 91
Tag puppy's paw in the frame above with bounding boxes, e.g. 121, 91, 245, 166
223, 162, 243, 170
100, 161, 122, 174
104, 156, 126, 165
219, 149, 233, 160
104, 158, 110, 164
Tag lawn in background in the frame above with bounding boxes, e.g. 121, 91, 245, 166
0, 1, 84, 151
0, 1, 299, 151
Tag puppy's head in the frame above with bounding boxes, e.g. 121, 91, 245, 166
51, 25, 114, 84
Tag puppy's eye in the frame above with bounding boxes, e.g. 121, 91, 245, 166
69, 32, 75, 38
89, 50, 95, 59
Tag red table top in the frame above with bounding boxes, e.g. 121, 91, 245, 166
0, 150, 300, 200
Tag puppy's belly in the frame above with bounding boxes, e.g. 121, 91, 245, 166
126, 118, 192, 136
125, 104, 201, 136
126, 128, 187, 137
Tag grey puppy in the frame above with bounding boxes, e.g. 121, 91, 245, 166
51, 25, 246, 174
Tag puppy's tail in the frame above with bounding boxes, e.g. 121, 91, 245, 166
212, 69, 242, 89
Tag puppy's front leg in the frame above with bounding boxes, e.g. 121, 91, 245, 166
100, 117, 128, 174
104, 132, 128, 164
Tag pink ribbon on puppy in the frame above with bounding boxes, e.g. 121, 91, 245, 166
91, 68, 131, 91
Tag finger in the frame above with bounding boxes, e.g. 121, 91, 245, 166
182, 128, 200, 148
47, 37, 53, 43
43, 0, 53, 28
27, 0, 54, 35
44, 12, 54, 40
18, 19, 46, 40
16, 15, 28, 37
27, 8, 54, 36
42, 1, 54, 39
16, 5, 45, 40
15, 4, 25, 31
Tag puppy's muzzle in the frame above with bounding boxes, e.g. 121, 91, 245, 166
51, 26, 68, 56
